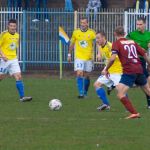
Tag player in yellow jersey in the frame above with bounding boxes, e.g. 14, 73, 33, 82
0, 19, 32, 102
94, 31, 122, 111
68, 17, 96, 98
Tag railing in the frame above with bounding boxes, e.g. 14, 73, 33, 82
0, 8, 149, 71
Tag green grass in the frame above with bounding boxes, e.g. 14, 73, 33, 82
0, 77, 150, 150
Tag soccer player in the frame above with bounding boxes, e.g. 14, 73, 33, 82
68, 17, 96, 98
126, 17, 150, 109
94, 31, 122, 111
102, 26, 150, 119
0, 19, 32, 102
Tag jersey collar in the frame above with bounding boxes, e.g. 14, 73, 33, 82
80, 28, 88, 32
101, 41, 107, 48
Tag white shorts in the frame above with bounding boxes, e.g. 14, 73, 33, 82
74, 59, 93, 72
96, 74, 122, 87
0, 58, 21, 75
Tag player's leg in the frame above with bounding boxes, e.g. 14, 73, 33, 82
117, 74, 140, 119
141, 83, 150, 96
0, 74, 6, 81
84, 60, 93, 96
135, 74, 150, 103
107, 85, 115, 95
141, 59, 150, 108
74, 59, 85, 98
9, 59, 32, 102
83, 72, 90, 97
94, 75, 111, 111
146, 76, 150, 108
117, 83, 139, 119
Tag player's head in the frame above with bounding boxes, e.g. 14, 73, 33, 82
96, 31, 107, 46
80, 17, 88, 31
8, 19, 17, 34
136, 17, 146, 32
114, 26, 125, 38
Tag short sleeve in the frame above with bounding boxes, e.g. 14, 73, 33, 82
112, 41, 119, 54
92, 30, 96, 40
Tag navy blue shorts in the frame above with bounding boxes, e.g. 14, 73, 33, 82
119, 74, 147, 87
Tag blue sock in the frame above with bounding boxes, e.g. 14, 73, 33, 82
96, 87, 110, 105
76, 77, 84, 96
16, 80, 24, 98
84, 78, 90, 95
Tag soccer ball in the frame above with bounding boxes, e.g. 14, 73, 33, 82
49, 99, 62, 110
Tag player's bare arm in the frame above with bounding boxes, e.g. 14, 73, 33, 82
68, 43, 74, 62
96, 44, 102, 61
0, 48, 8, 61
101, 54, 117, 76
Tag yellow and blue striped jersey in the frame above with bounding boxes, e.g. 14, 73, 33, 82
98, 41, 122, 74
0, 30, 19, 60
70, 28, 96, 61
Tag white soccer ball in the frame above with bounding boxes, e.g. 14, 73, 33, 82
49, 99, 62, 110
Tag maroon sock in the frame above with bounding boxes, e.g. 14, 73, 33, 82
120, 96, 137, 114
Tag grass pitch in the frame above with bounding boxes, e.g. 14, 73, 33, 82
0, 77, 150, 150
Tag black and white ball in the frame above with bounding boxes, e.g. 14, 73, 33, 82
49, 99, 62, 110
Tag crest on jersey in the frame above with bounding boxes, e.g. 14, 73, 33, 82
10, 42, 16, 50
79, 40, 88, 48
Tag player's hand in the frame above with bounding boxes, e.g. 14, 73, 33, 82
2, 56, 8, 62
101, 68, 110, 79
67, 54, 71, 63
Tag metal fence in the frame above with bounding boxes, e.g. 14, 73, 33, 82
0, 8, 149, 71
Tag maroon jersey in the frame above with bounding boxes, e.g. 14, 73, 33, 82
112, 38, 146, 74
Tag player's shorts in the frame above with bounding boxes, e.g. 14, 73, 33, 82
74, 59, 93, 72
119, 74, 147, 87
96, 74, 121, 87
0, 58, 21, 75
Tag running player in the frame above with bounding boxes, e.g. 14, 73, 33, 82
94, 31, 122, 111
102, 26, 150, 119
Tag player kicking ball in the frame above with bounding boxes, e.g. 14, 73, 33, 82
102, 26, 150, 119
0, 19, 32, 102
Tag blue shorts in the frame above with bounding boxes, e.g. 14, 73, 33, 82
119, 74, 147, 87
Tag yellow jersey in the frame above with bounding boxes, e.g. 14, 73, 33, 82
0, 30, 19, 60
70, 28, 96, 61
99, 41, 122, 74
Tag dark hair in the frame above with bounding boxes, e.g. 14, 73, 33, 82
96, 30, 106, 37
8, 19, 17, 24
80, 17, 88, 22
114, 26, 125, 36
137, 17, 146, 23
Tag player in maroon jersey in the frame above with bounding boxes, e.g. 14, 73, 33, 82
102, 26, 150, 119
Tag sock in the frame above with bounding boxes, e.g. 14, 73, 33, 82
146, 95, 150, 106
84, 78, 90, 95
96, 87, 110, 105
120, 96, 137, 114
16, 80, 24, 98
76, 77, 84, 96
